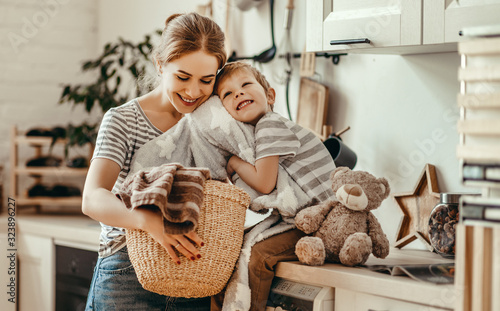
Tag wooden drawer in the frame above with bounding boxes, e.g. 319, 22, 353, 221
323, 8, 401, 50
335, 288, 453, 311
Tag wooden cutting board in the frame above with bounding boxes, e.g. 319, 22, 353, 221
296, 77, 329, 140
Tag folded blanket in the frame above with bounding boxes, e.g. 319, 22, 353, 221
118, 163, 211, 234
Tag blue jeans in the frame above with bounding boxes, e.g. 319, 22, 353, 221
85, 246, 210, 311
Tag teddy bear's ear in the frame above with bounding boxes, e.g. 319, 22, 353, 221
378, 177, 391, 199
330, 167, 350, 180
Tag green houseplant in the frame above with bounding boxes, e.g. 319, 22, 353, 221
58, 31, 161, 156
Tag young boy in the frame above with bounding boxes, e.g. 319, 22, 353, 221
212, 61, 335, 310
215, 61, 334, 201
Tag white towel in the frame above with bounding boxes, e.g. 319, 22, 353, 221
130, 95, 311, 216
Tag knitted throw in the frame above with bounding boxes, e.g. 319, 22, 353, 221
118, 163, 210, 234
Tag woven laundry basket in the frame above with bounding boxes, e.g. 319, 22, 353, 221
126, 180, 250, 298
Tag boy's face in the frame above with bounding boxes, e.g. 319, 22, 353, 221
217, 69, 275, 125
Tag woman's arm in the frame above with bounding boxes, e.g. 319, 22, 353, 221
227, 155, 279, 194
82, 158, 203, 263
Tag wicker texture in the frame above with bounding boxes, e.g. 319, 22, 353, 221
126, 180, 250, 298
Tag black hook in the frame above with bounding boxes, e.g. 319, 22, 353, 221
278, 52, 347, 65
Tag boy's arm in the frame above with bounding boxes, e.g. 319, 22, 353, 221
227, 155, 279, 194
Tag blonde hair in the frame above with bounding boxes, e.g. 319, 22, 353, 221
154, 12, 226, 69
140, 12, 226, 90
214, 61, 274, 110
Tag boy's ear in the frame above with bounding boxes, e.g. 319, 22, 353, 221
267, 88, 276, 106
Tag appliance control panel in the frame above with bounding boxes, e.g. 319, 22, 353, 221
266, 277, 334, 311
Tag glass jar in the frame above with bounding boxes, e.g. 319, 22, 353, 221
428, 193, 461, 259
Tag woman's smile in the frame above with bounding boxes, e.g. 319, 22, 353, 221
178, 94, 200, 106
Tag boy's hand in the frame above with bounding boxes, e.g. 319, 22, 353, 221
226, 156, 238, 177
226, 155, 279, 194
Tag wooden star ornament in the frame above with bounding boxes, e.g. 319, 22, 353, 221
393, 163, 440, 251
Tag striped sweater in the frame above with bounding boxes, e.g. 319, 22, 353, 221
92, 99, 163, 257
255, 112, 335, 202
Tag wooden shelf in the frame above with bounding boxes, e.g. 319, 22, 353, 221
16, 196, 83, 206
15, 166, 88, 176
10, 125, 90, 210
15, 136, 67, 146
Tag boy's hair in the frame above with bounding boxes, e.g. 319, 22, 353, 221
214, 61, 274, 110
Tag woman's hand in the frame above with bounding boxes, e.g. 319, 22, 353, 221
83, 159, 204, 265
138, 208, 204, 264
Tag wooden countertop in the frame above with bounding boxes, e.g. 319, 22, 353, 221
275, 248, 456, 308
15, 213, 101, 250
5, 214, 457, 308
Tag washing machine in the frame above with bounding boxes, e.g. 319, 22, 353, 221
265, 277, 334, 311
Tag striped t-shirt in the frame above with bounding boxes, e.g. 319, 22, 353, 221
92, 99, 163, 257
255, 112, 335, 202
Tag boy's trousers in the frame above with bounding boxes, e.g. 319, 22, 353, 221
211, 228, 306, 311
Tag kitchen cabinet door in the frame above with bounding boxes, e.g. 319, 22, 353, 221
306, 0, 422, 53
0, 218, 16, 311
424, 0, 500, 44
18, 234, 55, 311
335, 288, 453, 311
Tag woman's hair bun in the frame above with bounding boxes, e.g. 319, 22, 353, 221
164, 13, 182, 30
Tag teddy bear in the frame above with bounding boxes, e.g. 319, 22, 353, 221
294, 167, 391, 266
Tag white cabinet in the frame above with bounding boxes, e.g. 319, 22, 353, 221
424, 0, 500, 44
18, 233, 55, 311
0, 217, 16, 311
307, 0, 500, 54
17, 215, 100, 311
335, 288, 452, 311
275, 249, 457, 311
307, 0, 422, 53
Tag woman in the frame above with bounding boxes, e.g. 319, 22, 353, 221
83, 12, 226, 310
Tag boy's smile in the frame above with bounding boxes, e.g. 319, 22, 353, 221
237, 100, 253, 110
217, 69, 275, 125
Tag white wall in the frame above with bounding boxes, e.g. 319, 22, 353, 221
226, 1, 468, 248
1, 0, 99, 197
328, 52, 467, 248
4, 0, 470, 250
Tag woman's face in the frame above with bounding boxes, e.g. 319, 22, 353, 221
160, 50, 219, 114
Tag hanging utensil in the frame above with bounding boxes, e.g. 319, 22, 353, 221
299, 48, 316, 77
323, 126, 357, 169
224, 0, 232, 58
235, 0, 265, 11
334, 126, 351, 137
273, 0, 294, 119
283, 0, 294, 29
229, 0, 276, 63
274, 0, 294, 84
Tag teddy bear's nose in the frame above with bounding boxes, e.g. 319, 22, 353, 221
344, 184, 362, 196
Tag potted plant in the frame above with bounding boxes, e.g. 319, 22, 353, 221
58, 30, 161, 157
